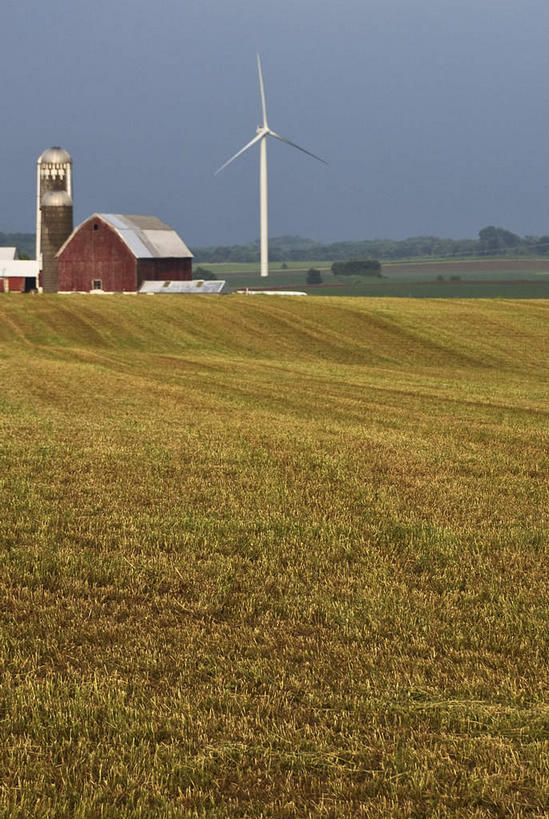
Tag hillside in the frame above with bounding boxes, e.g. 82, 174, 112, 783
0, 296, 547, 815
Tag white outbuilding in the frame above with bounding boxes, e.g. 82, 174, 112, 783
0, 248, 39, 292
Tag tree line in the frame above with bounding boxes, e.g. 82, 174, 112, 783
4, 226, 549, 264
0, 232, 35, 259
191, 227, 549, 263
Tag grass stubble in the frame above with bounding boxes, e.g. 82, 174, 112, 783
0, 296, 547, 816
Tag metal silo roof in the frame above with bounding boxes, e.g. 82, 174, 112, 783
41, 190, 73, 207
38, 147, 72, 164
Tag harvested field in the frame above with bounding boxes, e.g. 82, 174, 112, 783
196, 258, 549, 296
0, 296, 547, 816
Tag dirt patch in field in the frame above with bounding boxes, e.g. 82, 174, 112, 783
383, 259, 549, 275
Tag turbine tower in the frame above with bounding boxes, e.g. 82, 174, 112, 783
216, 54, 326, 277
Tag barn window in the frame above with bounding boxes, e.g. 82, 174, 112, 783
92, 279, 102, 290
93, 223, 99, 231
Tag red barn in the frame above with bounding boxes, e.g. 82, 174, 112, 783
57, 213, 193, 293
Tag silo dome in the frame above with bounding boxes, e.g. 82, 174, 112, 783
41, 190, 73, 207
38, 147, 72, 164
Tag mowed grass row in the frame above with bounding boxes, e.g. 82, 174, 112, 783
0, 296, 547, 816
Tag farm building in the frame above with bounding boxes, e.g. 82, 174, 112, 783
57, 214, 193, 293
139, 280, 229, 294
0, 248, 39, 293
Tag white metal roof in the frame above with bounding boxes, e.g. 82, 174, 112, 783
0, 260, 39, 277
99, 214, 193, 259
139, 280, 229, 294
0, 247, 17, 260
235, 289, 307, 296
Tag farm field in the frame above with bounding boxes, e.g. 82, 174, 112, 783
197, 258, 549, 298
0, 296, 547, 816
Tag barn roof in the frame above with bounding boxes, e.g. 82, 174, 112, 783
139, 280, 229, 294
56, 214, 193, 260
0, 260, 39, 277
98, 214, 193, 259
0, 247, 17, 260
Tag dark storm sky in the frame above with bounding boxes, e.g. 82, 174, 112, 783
2, 0, 549, 245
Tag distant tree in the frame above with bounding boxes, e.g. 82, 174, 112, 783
193, 266, 217, 280
331, 259, 381, 277
281, 261, 288, 269
478, 226, 520, 253
306, 268, 322, 285
535, 236, 549, 254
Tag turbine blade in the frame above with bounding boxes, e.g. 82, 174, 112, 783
257, 53, 268, 128
268, 130, 327, 164
214, 132, 264, 175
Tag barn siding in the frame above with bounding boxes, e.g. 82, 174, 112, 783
58, 218, 136, 291
1, 278, 25, 292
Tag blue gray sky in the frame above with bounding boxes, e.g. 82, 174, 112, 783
2, 0, 549, 245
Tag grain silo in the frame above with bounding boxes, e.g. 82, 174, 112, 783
36, 147, 73, 293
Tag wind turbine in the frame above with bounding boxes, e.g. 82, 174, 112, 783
215, 54, 326, 278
